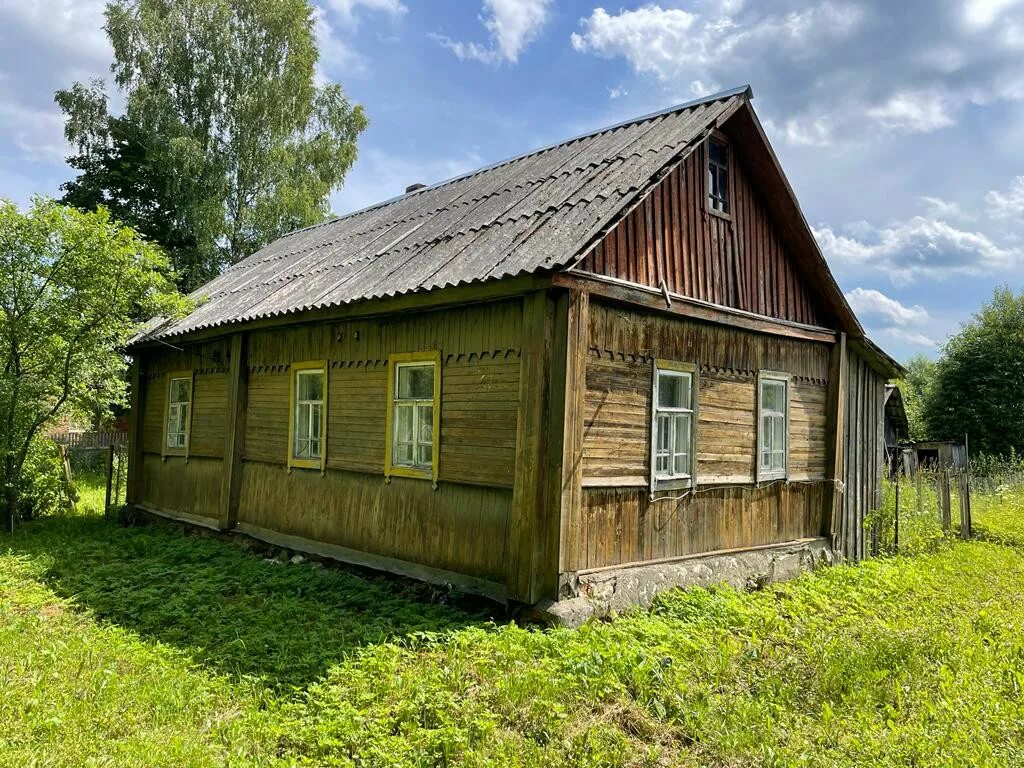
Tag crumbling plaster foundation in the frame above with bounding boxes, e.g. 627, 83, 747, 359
538, 537, 835, 628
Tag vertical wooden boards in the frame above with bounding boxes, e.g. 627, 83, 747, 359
824, 333, 847, 546
839, 344, 886, 561
507, 290, 553, 603
558, 290, 589, 575
126, 356, 145, 506
570, 483, 825, 571
575, 145, 825, 326
219, 333, 248, 530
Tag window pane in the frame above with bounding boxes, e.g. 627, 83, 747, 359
416, 404, 433, 444
658, 372, 690, 409
709, 140, 727, 165
176, 404, 189, 433
395, 443, 414, 465
297, 370, 323, 401
418, 443, 432, 466
761, 380, 785, 413
395, 404, 413, 442
398, 364, 433, 399
309, 438, 321, 460
170, 378, 190, 404
296, 404, 311, 441
772, 415, 785, 454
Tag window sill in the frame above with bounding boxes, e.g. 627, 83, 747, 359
757, 473, 788, 484
705, 206, 732, 223
388, 466, 435, 481
289, 458, 324, 471
652, 477, 693, 492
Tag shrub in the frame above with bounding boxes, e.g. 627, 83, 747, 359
17, 437, 77, 519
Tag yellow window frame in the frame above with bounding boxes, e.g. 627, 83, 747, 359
162, 370, 194, 461
287, 360, 328, 472
384, 350, 441, 484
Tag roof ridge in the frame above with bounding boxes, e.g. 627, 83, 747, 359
279, 84, 753, 241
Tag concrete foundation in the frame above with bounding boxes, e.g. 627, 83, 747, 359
538, 537, 834, 628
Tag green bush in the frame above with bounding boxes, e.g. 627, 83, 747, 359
17, 437, 77, 519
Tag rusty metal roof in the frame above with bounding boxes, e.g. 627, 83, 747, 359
136, 86, 751, 342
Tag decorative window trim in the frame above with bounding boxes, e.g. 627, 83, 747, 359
287, 360, 328, 472
757, 370, 790, 482
385, 351, 441, 484
649, 359, 698, 492
705, 134, 732, 221
162, 370, 193, 460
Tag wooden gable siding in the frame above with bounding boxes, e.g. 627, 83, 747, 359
839, 346, 886, 561
575, 141, 823, 326
563, 299, 830, 572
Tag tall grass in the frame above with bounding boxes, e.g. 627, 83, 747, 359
3, 474, 1024, 766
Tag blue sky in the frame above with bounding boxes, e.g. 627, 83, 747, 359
2, 0, 1024, 362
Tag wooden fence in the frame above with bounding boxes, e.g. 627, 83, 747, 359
871, 466, 972, 555
53, 431, 130, 517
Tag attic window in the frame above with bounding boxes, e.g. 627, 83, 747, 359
707, 139, 730, 215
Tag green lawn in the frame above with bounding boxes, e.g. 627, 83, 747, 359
2, 481, 1024, 767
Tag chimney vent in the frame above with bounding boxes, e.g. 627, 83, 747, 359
405, 182, 427, 194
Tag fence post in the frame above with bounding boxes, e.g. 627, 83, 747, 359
939, 469, 952, 533
893, 471, 900, 553
958, 470, 971, 540
104, 444, 115, 518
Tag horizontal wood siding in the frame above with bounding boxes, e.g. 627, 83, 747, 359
572, 483, 825, 571
570, 299, 830, 570
576, 141, 823, 326
190, 373, 228, 458
230, 298, 523, 587
840, 347, 886, 561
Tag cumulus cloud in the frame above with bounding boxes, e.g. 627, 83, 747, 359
883, 326, 939, 348
435, 0, 551, 64
985, 176, 1024, 219
845, 287, 929, 324
325, 0, 406, 26
569, 1, 1024, 144
815, 216, 1020, 282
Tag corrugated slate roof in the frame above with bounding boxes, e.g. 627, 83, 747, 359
137, 86, 751, 342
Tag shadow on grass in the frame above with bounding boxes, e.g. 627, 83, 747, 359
3, 514, 493, 690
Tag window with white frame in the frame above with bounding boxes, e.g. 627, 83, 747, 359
758, 374, 788, 480
292, 368, 325, 462
392, 361, 435, 472
165, 375, 191, 450
707, 139, 730, 215
652, 363, 695, 484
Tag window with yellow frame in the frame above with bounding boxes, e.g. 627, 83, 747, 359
385, 351, 441, 483
287, 360, 328, 471
162, 370, 193, 459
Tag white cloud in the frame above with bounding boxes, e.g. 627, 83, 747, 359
569, 2, 1024, 145
436, 0, 551, 64
920, 195, 971, 220
985, 176, 1024, 219
815, 216, 1020, 282
866, 88, 956, 133
882, 326, 939, 348
324, 0, 406, 26
845, 287, 930, 324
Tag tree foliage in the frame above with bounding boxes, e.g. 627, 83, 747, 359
893, 354, 936, 441
56, 0, 367, 292
0, 199, 184, 530
922, 285, 1024, 456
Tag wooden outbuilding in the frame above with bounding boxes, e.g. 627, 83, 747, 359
126, 86, 902, 617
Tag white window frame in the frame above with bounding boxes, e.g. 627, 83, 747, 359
288, 360, 327, 471
650, 360, 698, 492
385, 351, 441, 483
163, 371, 193, 458
757, 371, 790, 482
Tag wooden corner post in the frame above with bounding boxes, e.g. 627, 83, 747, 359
125, 355, 146, 507
824, 332, 848, 554
507, 290, 555, 604
558, 289, 588, 582
219, 332, 249, 531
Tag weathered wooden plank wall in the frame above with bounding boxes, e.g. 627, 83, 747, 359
839, 345, 886, 561
576, 141, 823, 326
565, 299, 831, 572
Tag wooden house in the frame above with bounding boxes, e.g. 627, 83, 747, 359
126, 86, 902, 619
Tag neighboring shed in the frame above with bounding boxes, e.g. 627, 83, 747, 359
126, 86, 902, 621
